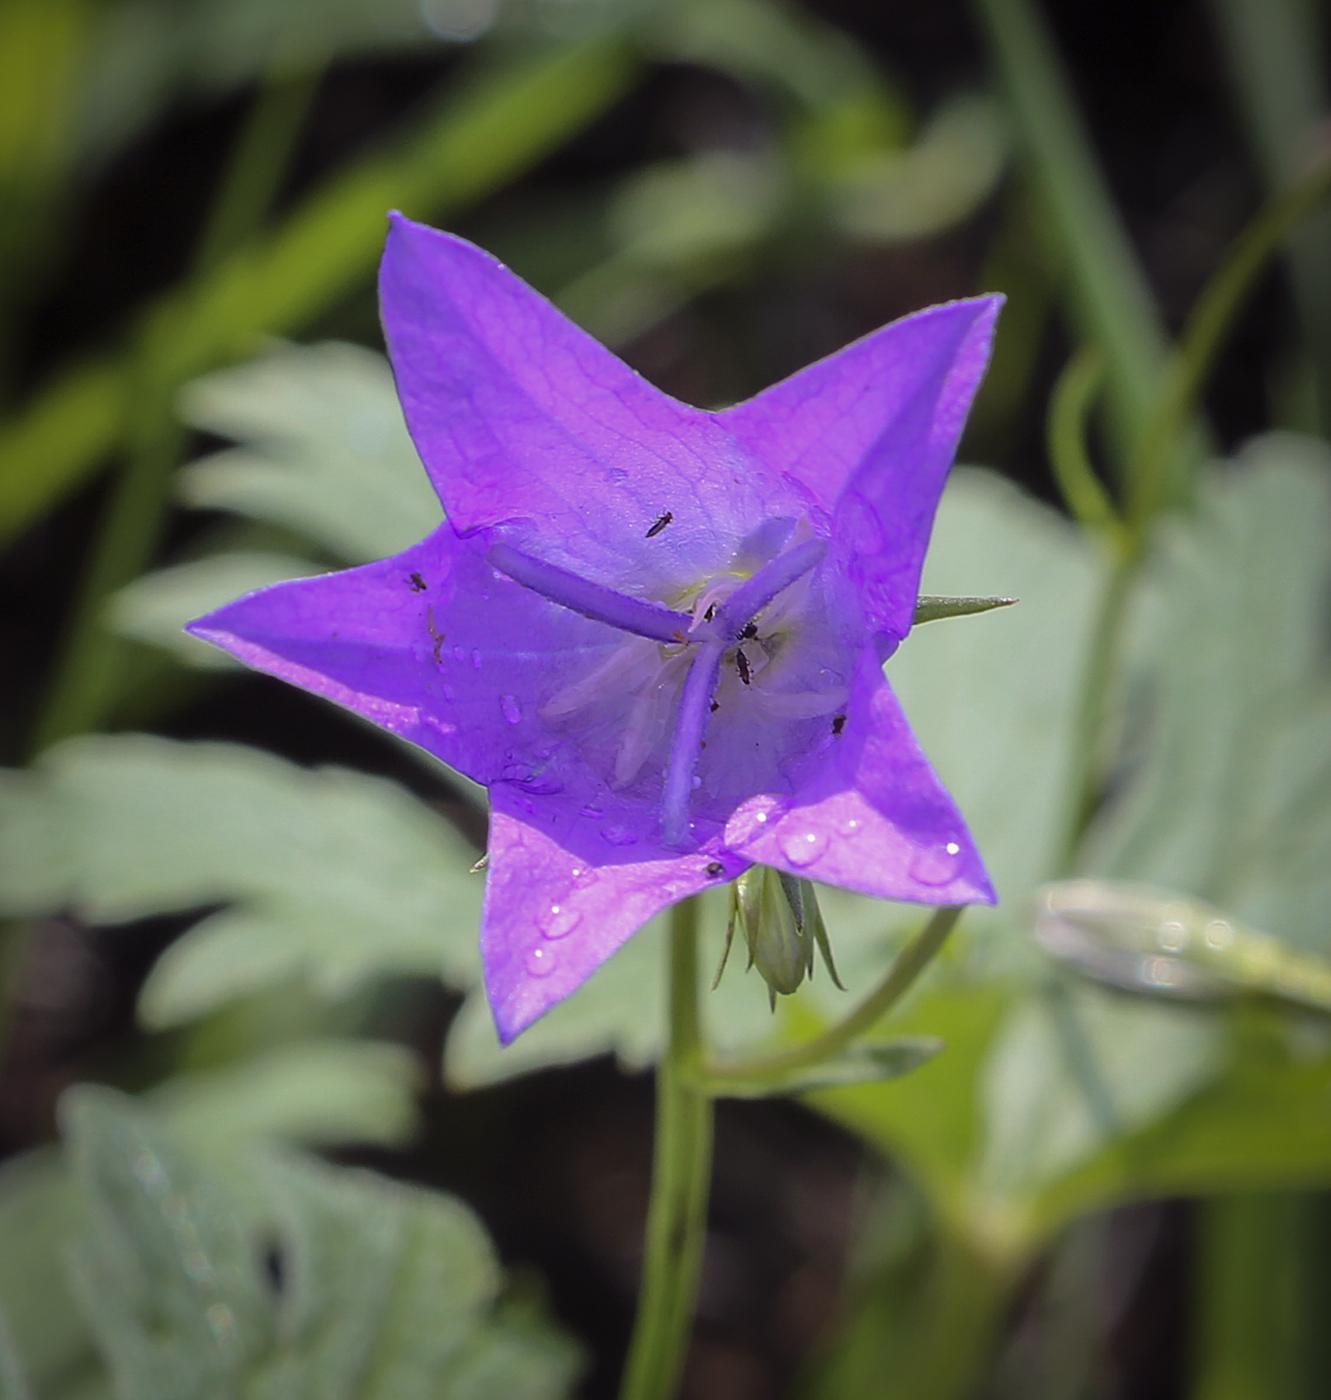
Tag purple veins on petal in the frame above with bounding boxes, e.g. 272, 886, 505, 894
185, 213, 1002, 1042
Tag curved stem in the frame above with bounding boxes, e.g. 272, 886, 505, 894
1046, 344, 1121, 542
619, 896, 714, 1400
703, 905, 962, 1087
1127, 151, 1331, 527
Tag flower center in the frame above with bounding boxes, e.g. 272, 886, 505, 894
489, 535, 831, 847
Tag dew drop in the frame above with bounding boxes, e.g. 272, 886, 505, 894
909, 841, 964, 886
500, 694, 521, 725
780, 828, 829, 867
837, 815, 862, 836
470, 648, 483, 670
601, 823, 638, 847
525, 945, 557, 978
541, 905, 582, 940
580, 801, 603, 818
452, 644, 467, 662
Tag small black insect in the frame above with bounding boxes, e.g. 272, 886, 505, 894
832, 713, 847, 735
709, 699, 720, 713
408, 572, 427, 592
703, 603, 717, 622
705, 861, 725, 877
739, 620, 758, 641
735, 648, 752, 685
645, 511, 673, 538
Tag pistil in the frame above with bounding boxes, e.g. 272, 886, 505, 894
488, 543, 694, 643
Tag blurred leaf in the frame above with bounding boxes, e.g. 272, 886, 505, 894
704, 1037, 944, 1099
177, 341, 442, 562
0, 1304, 30, 1400
55, 1086, 581, 1399
0, 36, 637, 546
0, 735, 482, 1026
110, 551, 322, 668
148, 1039, 422, 1154
831, 91, 1009, 244
75, 0, 443, 169
1088, 435, 1331, 952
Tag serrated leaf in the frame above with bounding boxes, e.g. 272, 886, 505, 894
55, 1088, 581, 1400
1088, 435, 1331, 954
110, 552, 323, 668
0, 735, 481, 1026
148, 1040, 421, 1154
177, 342, 442, 564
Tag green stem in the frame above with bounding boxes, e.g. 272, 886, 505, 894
619, 896, 714, 1400
30, 61, 322, 753
1126, 153, 1331, 527
1046, 344, 1121, 541
972, 0, 1177, 469
703, 905, 962, 1087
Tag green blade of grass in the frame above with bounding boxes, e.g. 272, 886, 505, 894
0, 36, 637, 548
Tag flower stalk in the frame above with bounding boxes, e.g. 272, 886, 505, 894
620, 895, 714, 1400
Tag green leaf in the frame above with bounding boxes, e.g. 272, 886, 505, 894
1087, 435, 1331, 953
176, 342, 442, 563
56, 1087, 582, 1400
0, 37, 638, 546
703, 1036, 944, 1099
0, 735, 482, 1026
110, 551, 323, 668
148, 1040, 422, 1154
76, 0, 445, 169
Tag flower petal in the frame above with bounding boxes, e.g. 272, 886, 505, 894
187, 524, 634, 791
483, 787, 747, 1041
720, 296, 1002, 642
722, 649, 994, 907
379, 213, 800, 586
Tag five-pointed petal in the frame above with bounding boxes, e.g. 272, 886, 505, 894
189, 213, 1002, 1042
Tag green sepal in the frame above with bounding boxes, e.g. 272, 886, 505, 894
911, 595, 1017, 625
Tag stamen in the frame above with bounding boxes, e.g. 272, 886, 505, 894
661, 641, 723, 847
713, 539, 827, 640
489, 543, 693, 643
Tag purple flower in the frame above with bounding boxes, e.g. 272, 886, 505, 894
188, 214, 1001, 1042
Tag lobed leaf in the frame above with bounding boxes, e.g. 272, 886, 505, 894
0, 735, 482, 1027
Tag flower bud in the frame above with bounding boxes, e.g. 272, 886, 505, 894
721, 867, 846, 1005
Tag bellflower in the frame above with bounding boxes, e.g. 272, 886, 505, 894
188, 213, 1001, 1042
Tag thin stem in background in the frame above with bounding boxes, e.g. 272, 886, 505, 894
1045, 343, 1120, 542
1209, 0, 1331, 433
30, 60, 322, 753
971, 0, 1182, 472
702, 905, 962, 1089
619, 896, 714, 1400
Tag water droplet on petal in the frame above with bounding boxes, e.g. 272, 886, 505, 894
837, 816, 862, 836
580, 801, 603, 818
471, 648, 482, 670
909, 841, 964, 886
525, 945, 557, 978
452, 645, 467, 662
501, 694, 521, 724
541, 905, 582, 940
601, 823, 638, 847
780, 828, 829, 868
